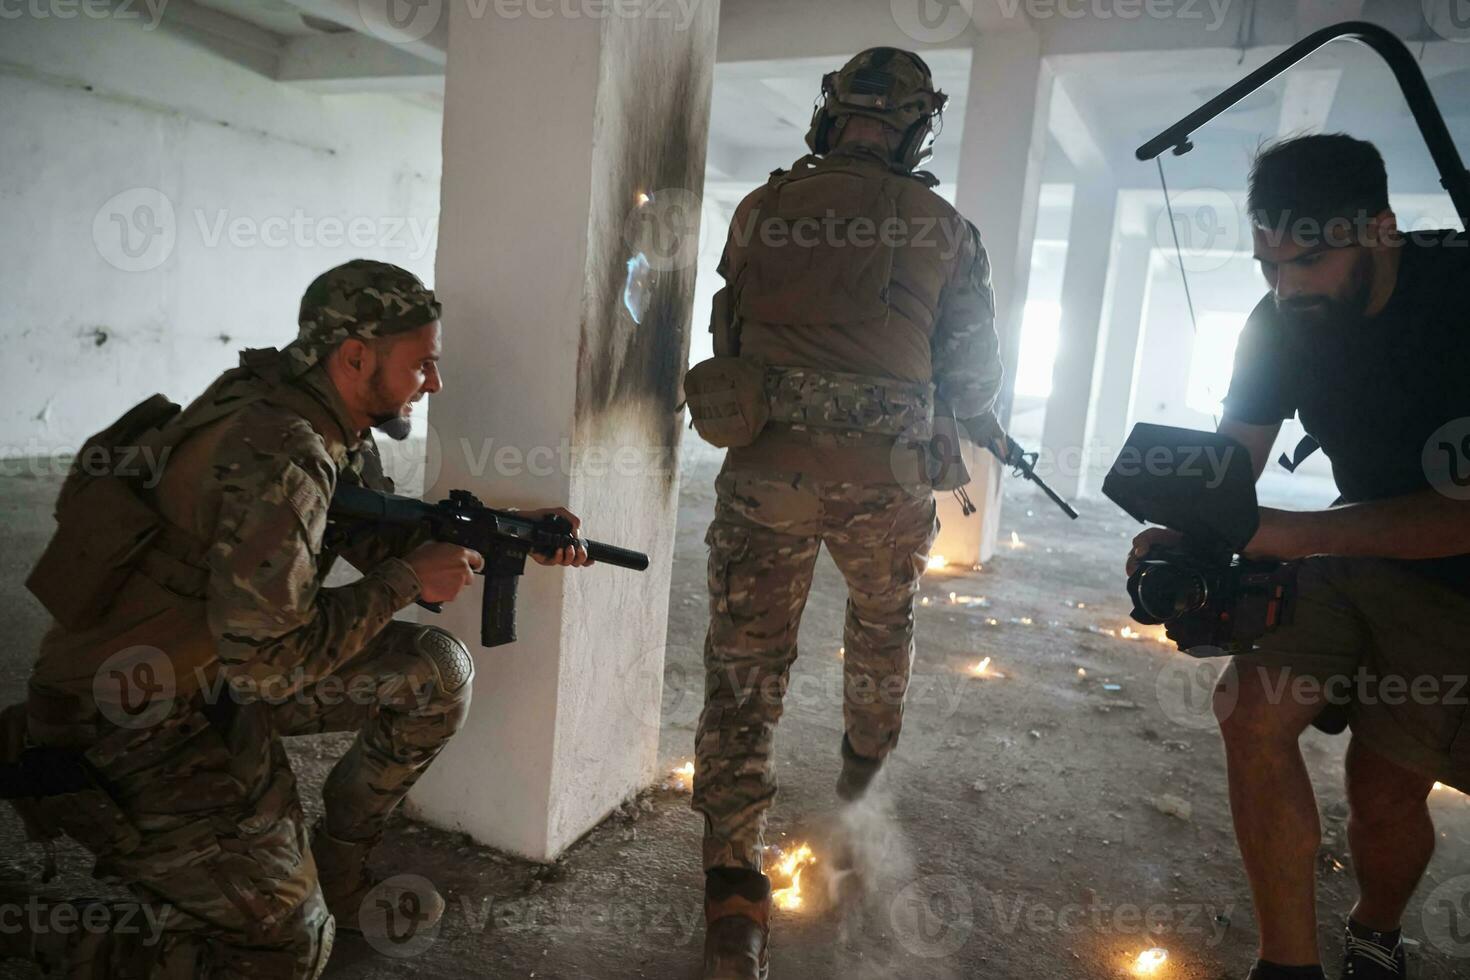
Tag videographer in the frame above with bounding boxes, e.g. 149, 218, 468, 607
1127, 134, 1470, 980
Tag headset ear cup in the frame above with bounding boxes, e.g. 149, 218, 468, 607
899, 118, 931, 169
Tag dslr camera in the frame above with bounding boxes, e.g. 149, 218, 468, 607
1103, 424, 1297, 656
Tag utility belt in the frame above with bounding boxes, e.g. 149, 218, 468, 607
684, 357, 934, 449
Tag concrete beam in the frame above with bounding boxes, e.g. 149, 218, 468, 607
276, 0, 449, 66
1049, 75, 1110, 176
154, 0, 283, 78
277, 32, 444, 93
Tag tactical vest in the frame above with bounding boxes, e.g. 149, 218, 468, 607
686, 152, 960, 467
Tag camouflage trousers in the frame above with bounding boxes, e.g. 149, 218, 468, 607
692, 468, 938, 872
14, 621, 473, 979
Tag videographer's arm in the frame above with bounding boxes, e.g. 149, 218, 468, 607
1246, 491, 1470, 561
1218, 418, 1281, 483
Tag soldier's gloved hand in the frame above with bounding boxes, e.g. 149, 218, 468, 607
958, 413, 1009, 461
521, 507, 595, 568
405, 541, 485, 603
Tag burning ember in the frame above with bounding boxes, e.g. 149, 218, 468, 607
1131, 947, 1168, 975
669, 761, 694, 791
969, 657, 1004, 679
927, 554, 949, 570
769, 843, 817, 911
635, 190, 651, 207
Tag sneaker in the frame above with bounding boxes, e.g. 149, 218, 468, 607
1340, 924, 1406, 978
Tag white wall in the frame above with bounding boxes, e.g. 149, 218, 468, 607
0, 14, 442, 458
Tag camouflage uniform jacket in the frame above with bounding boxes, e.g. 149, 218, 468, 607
28, 349, 424, 720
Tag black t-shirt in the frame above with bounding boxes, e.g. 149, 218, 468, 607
1222, 229, 1470, 590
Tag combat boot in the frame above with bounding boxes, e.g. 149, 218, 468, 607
703, 868, 770, 980
310, 821, 445, 935
835, 734, 884, 802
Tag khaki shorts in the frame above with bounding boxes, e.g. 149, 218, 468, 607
1233, 556, 1470, 788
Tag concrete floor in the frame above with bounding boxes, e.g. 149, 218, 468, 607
3, 448, 1469, 979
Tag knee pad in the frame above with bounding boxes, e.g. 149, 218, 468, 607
413, 627, 474, 697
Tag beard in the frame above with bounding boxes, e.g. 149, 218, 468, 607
1275, 250, 1374, 329
366, 367, 414, 442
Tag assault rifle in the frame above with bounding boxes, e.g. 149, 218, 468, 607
990, 436, 1079, 520
328, 484, 650, 648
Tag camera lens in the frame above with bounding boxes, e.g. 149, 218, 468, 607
1132, 563, 1209, 623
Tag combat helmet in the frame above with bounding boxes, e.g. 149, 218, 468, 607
805, 47, 948, 170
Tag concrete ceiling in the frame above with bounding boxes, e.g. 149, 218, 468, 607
145, 0, 1470, 206
194, 0, 325, 36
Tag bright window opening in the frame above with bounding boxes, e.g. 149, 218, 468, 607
1014, 300, 1062, 399
1185, 312, 1246, 416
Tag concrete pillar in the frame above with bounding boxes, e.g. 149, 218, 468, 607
409, 2, 719, 860
941, 28, 1054, 566
1081, 236, 1154, 494
1039, 179, 1117, 502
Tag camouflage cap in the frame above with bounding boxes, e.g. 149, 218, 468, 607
285, 259, 442, 376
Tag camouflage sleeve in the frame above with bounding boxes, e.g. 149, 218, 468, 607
205, 415, 421, 696
931, 218, 1004, 423
709, 192, 759, 358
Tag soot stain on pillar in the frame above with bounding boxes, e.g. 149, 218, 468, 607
575, 6, 718, 490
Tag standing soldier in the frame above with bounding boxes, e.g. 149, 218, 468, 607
684, 48, 1006, 980
1, 260, 590, 978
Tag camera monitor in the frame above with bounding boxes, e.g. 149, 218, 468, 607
1102, 423, 1261, 553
